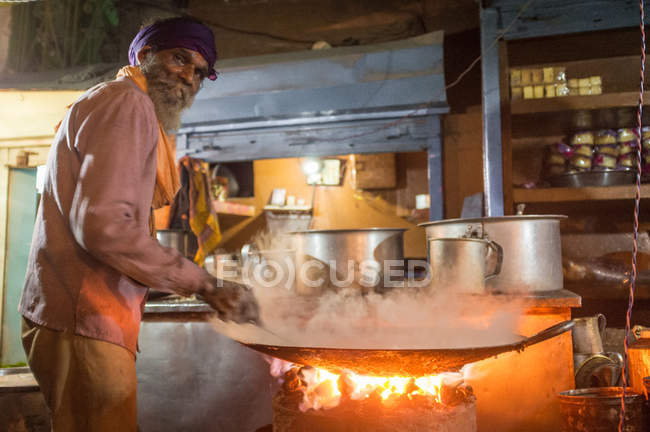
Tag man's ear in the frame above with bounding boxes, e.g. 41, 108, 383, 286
136, 45, 154, 65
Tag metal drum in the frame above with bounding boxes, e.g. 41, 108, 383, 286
420, 215, 566, 293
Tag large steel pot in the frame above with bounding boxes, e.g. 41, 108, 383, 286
289, 228, 406, 295
419, 215, 566, 293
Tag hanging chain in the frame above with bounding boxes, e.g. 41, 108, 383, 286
619, 0, 645, 430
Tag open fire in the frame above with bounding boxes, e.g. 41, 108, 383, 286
270, 358, 477, 432
297, 366, 451, 411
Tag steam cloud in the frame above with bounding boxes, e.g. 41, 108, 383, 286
210, 232, 526, 351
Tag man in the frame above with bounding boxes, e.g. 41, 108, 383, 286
19, 17, 258, 431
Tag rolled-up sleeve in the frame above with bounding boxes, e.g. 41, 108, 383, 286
68, 88, 209, 295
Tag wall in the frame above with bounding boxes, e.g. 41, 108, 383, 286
0, 5, 10, 75
187, 0, 478, 60
443, 112, 484, 218
0, 91, 82, 139
220, 153, 430, 258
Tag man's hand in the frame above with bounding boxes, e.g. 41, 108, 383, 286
199, 277, 260, 324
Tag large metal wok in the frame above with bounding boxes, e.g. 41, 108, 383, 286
243, 320, 574, 376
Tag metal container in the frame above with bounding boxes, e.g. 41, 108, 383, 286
156, 229, 193, 258
547, 170, 635, 188
573, 353, 622, 389
428, 237, 502, 295
572, 314, 607, 354
419, 215, 566, 293
289, 228, 405, 295
0, 367, 50, 431
558, 387, 646, 432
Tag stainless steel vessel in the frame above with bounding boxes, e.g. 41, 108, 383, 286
156, 229, 192, 258
572, 314, 607, 354
289, 228, 406, 295
428, 237, 502, 295
419, 215, 566, 293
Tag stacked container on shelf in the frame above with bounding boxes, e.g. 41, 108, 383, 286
543, 128, 647, 181
510, 66, 568, 100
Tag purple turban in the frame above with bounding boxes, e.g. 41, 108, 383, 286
128, 17, 218, 80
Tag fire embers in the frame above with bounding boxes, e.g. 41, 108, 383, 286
274, 366, 478, 432
281, 365, 474, 411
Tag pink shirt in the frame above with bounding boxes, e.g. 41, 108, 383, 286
20, 77, 211, 354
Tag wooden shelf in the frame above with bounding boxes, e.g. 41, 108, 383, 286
513, 184, 650, 203
511, 92, 648, 115
213, 201, 255, 216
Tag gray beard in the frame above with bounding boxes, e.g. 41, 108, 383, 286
140, 56, 195, 133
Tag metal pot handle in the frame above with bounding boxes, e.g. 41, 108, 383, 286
596, 313, 607, 341
516, 320, 575, 351
484, 240, 503, 280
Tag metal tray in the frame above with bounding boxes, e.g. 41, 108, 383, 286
547, 170, 636, 188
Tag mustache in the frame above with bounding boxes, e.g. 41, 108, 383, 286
149, 79, 193, 107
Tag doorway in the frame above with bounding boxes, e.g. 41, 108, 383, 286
1, 167, 37, 365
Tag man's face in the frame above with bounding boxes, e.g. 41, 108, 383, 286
139, 47, 209, 132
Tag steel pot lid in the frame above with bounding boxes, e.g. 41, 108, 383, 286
558, 387, 643, 401
418, 215, 567, 228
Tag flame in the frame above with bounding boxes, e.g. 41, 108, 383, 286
299, 368, 342, 411
299, 367, 448, 411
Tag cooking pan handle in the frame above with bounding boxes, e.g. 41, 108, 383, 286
484, 240, 503, 280
516, 320, 575, 350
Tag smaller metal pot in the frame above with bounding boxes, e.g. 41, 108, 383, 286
428, 237, 503, 295
419, 215, 566, 293
156, 229, 193, 259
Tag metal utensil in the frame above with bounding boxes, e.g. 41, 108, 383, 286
249, 319, 295, 345
237, 320, 575, 376
428, 237, 503, 294
547, 170, 635, 188
572, 314, 606, 354
420, 215, 566, 293
289, 228, 406, 295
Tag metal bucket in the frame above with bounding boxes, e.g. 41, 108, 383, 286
289, 228, 405, 295
419, 215, 566, 293
0, 367, 50, 431
558, 387, 645, 432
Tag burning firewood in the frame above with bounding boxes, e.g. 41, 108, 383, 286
273, 365, 477, 431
